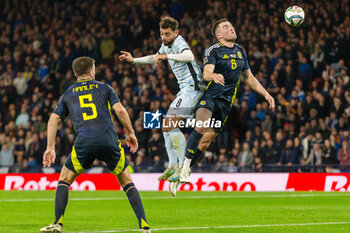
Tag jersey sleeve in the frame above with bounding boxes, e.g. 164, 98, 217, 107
175, 39, 190, 53
241, 48, 250, 71
106, 84, 120, 106
203, 47, 217, 66
53, 94, 69, 121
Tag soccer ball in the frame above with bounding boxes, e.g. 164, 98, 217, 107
284, 5, 305, 27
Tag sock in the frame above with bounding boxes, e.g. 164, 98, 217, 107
190, 149, 203, 168
168, 128, 186, 165
183, 157, 192, 170
124, 183, 149, 229
54, 181, 70, 226
184, 130, 203, 159
163, 132, 178, 167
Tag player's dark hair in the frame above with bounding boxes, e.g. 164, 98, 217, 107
159, 16, 179, 31
212, 18, 229, 37
72, 56, 95, 77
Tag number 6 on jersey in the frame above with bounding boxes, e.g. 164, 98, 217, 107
79, 94, 97, 120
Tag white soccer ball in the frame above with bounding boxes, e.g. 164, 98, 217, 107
284, 5, 305, 27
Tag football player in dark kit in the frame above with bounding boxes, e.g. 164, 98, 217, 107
179, 18, 275, 183
40, 57, 151, 233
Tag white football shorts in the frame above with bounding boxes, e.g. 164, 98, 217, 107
166, 87, 203, 119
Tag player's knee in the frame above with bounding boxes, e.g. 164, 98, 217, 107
116, 168, 133, 187
162, 125, 170, 132
198, 137, 212, 151
58, 178, 74, 185
59, 166, 77, 185
198, 132, 216, 151
162, 118, 176, 132
57, 180, 71, 187
198, 141, 209, 151
162, 124, 175, 132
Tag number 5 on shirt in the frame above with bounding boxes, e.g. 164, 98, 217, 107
79, 94, 97, 120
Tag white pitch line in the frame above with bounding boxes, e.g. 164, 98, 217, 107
1, 193, 350, 202
67, 221, 350, 233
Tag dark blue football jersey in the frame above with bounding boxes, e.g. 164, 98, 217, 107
54, 80, 119, 139
203, 42, 250, 102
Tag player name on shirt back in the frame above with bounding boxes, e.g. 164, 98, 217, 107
73, 83, 99, 93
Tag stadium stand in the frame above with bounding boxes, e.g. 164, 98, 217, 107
0, 0, 349, 173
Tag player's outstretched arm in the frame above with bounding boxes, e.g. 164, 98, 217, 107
203, 64, 225, 86
119, 51, 156, 64
243, 69, 275, 110
112, 102, 138, 153
154, 49, 194, 65
43, 113, 61, 167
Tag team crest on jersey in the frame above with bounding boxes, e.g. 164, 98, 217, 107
238, 52, 242, 59
200, 100, 206, 105
203, 57, 208, 64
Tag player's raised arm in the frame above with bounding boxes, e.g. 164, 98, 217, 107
242, 69, 275, 110
43, 113, 61, 167
203, 64, 225, 86
119, 51, 156, 64
112, 102, 138, 153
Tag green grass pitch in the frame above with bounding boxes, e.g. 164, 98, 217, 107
0, 191, 350, 233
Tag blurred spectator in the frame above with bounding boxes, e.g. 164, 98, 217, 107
298, 56, 313, 87
240, 85, 256, 110
27, 133, 41, 163
304, 143, 323, 170
310, 44, 324, 77
215, 153, 228, 172
13, 72, 28, 100
238, 142, 253, 172
322, 139, 337, 173
302, 133, 315, 159
0, 142, 14, 168
15, 105, 29, 127
337, 140, 350, 172
254, 156, 263, 172
278, 139, 297, 169
148, 130, 165, 170
226, 157, 238, 173
100, 34, 115, 62
261, 113, 273, 135
261, 139, 279, 164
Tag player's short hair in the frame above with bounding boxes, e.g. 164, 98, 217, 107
159, 16, 179, 31
212, 18, 229, 37
72, 57, 95, 77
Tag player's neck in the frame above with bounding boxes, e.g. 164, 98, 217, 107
219, 40, 234, 48
77, 76, 93, 82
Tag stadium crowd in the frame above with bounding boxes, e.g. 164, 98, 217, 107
0, 0, 349, 173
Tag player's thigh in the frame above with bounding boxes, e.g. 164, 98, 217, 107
195, 93, 215, 121
195, 107, 213, 122
64, 145, 95, 175
59, 165, 79, 185
99, 140, 129, 176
